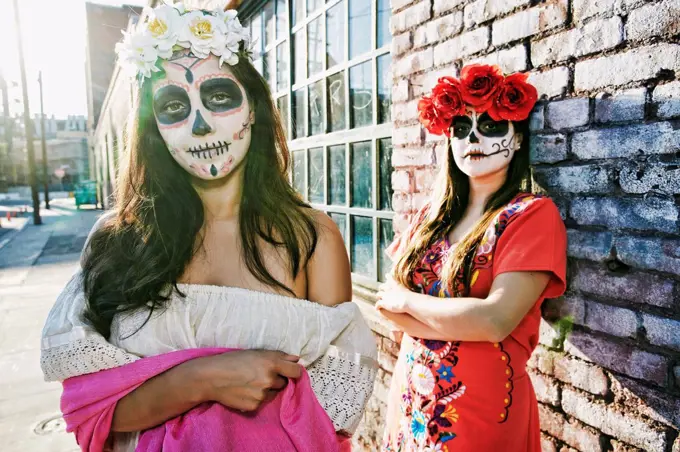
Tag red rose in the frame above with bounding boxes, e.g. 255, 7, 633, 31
418, 96, 451, 136
431, 77, 467, 118
488, 72, 538, 121
459, 64, 504, 111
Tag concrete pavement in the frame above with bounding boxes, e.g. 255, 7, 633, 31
0, 199, 101, 451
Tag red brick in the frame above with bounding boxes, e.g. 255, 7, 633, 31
562, 387, 669, 451
610, 375, 680, 429
553, 355, 609, 396
381, 336, 401, 359
564, 330, 668, 386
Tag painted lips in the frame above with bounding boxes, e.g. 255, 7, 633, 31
187, 141, 231, 159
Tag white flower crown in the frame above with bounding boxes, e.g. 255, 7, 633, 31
115, 1, 252, 80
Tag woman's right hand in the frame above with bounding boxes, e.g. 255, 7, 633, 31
191, 350, 302, 412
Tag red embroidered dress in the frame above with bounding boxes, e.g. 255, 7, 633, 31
383, 193, 567, 452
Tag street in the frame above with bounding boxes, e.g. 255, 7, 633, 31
0, 199, 100, 451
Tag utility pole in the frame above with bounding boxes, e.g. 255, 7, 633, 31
0, 72, 9, 193
13, 0, 41, 225
38, 71, 49, 209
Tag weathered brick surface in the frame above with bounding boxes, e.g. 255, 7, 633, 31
544, 294, 586, 325
528, 67, 570, 99
530, 370, 561, 406
565, 330, 667, 385
566, 230, 613, 262
433, 26, 489, 65
532, 16, 623, 67
641, 314, 680, 351
626, 0, 680, 42
572, 0, 638, 23
584, 299, 638, 339
571, 121, 680, 160
570, 196, 678, 233
392, 31, 413, 56
529, 133, 567, 164
562, 387, 669, 451
394, 47, 434, 77
619, 162, 680, 196
572, 261, 677, 310
654, 80, 680, 119
595, 88, 646, 123
466, 44, 527, 73
553, 354, 609, 396
491, 0, 568, 46
463, 0, 531, 29
433, 0, 466, 15
574, 43, 680, 92
534, 166, 611, 194
546, 98, 590, 129
391, 1, 431, 34
414, 11, 464, 49
614, 236, 680, 276
611, 375, 680, 429
539, 404, 604, 452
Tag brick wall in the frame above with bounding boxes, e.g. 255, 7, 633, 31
354, 0, 680, 450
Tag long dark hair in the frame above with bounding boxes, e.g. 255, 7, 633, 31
393, 119, 531, 296
82, 56, 317, 338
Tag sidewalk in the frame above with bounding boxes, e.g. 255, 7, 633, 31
0, 200, 101, 452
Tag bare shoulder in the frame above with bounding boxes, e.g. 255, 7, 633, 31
306, 209, 352, 306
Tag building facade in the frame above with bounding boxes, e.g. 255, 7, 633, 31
91, 0, 680, 450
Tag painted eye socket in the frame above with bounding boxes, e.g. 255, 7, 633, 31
453, 124, 470, 139
209, 92, 231, 105
163, 100, 188, 115
478, 119, 509, 137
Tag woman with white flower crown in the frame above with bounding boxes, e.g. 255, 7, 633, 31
39, 2, 377, 451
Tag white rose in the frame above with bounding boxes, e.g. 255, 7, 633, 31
144, 4, 181, 59
116, 30, 160, 79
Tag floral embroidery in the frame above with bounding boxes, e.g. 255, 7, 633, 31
384, 193, 543, 451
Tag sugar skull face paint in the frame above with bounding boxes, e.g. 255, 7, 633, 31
152, 51, 254, 180
450, 109, 522, 179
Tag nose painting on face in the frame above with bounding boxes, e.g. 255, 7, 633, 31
192, 110, 213, 136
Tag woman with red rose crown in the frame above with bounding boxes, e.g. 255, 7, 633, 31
377, 64, 567, 451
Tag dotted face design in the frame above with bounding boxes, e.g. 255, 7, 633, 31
152, 52, 254, 180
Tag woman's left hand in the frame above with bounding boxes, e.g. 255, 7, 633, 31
376, 277, 412, 314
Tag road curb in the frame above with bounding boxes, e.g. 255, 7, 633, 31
0, 218, 31, 254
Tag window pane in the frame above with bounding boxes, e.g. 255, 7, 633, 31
253, 58, 264, 76
292, 150, 306, 197
276, 0, 287, 40
307, 16, 323, 77
329, 144, 346, 205
293, 89, 306, 138
294, 30, 305, 84
350, 62, 373, 128
292, 0, 304, 25
349, 0, 370, 59
326, 1, 345, 68
308, 147, 324, 203
251, 13, 264, 58
378, 219, 394, 282
330, 213, 347, 244
327, 71, 346, 131
377, 54, 392, 124
351, 215, 374, 278
277, 95, 289, 138
379, 138, 393, 211
309, 80, 324, 136
263, 50, 274, 88
264, 1, 275, 47
351, 141, 372, 208
308, 0, 323, 14
377, 0, 391, 48
277, 43, 289, 91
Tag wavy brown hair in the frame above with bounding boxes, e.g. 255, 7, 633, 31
82, 54, 317, 338
392, 120, 531, 296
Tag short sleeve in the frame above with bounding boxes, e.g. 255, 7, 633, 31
492, 198, 567, 299
386, 204, 430, 261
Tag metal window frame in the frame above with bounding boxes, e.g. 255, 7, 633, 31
241, 0, 393, 290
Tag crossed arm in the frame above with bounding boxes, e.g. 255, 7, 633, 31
376, 271, 551, 343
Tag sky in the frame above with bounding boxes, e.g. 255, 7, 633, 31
0, 0, 146, 118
